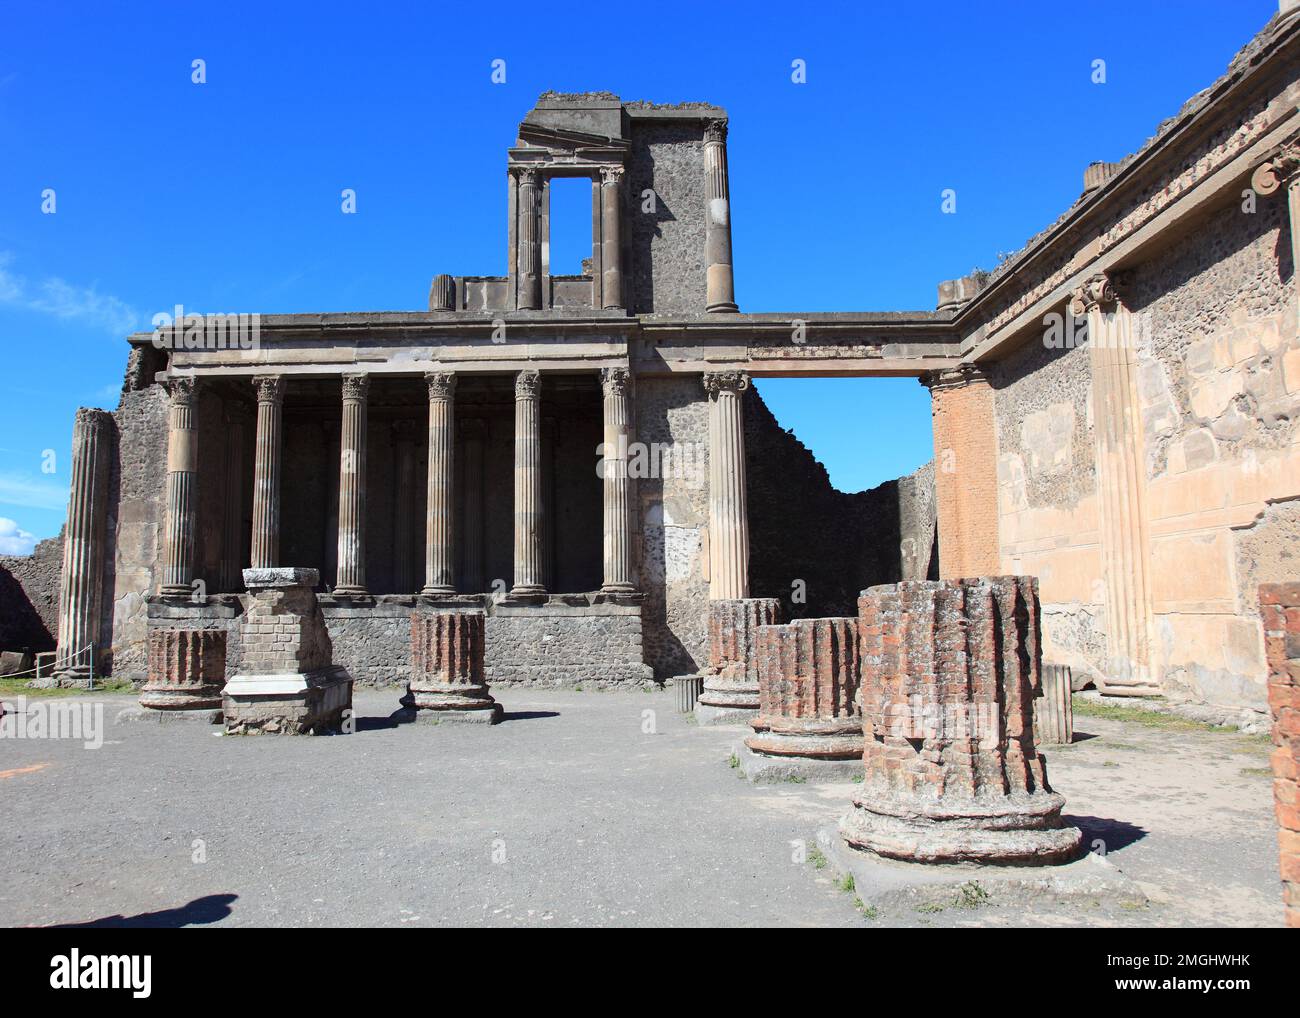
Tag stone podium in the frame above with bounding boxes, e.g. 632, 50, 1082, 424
841, 577, 1083, 864
222, 567, 352, 734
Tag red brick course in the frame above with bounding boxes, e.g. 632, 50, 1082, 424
1260, 581, 1300, 928
140, 628, 226, 710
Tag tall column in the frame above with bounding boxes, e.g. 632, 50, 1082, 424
249, 375, 284, 570
542, 413, 557, 590
218, 402, 245, 591
335, 373, 370, 596
599, 167, 624, 310
704, 371, 749, 599
321, 419, 339, 587
922, 364, 1000, 579
460, 417, 486, 593
392, 418, 418, 593
1251, 143, 1300, 336
422, 372, 456, 596
53, 408, 112, 680
516, 169, 542, 311
1073, 274, 1159, 695
512, 369, 545, 596
601, 367, 635, 593
704, 119, 738, 313
160, 376, 200, 596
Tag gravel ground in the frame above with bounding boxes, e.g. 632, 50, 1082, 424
0, 688, 1283, 928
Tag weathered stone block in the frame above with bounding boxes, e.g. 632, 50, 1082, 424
140, 628, 226, 710
407, 609, 501, 724
841, 577, 1083, 865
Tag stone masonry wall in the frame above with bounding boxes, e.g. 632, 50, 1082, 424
1260, 581, 1300, 928
626, 121, 708, 315
0, 533, 63, 654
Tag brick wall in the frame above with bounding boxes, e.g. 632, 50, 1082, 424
927, 367, 1000, 579
1261, 581, 1300, 928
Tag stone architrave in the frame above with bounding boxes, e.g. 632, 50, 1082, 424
696, 597, 780, 725
406, 609, 501, 724
140, 629, 227, 710
740, 617, 864, 782
842, 577, 1083, 865
222, 567, 352, 734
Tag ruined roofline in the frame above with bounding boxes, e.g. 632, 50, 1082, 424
945, 7, 1300, 350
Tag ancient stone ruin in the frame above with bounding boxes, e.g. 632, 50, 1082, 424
406, 609, 502, 724
139, 629, 226, 711
221, 568, 352, 734
842, 578, 1083, 864
740, 616, 864, 782
1261, 581, 1300, 927
696, 598, 780, 724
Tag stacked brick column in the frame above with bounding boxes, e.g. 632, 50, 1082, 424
407, 610, 501, 724
140, 629, 226, 710
1261, 582, 1300, 928
696, 597, 780, 725
222, 567, 352, 734
842, 577, 1083, 864
923, 366, 1000, 579
742, 617, 863, 779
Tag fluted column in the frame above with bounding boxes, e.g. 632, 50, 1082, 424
460, 417, 486, 593
599, 167, 624, 310
335, 373, 370, 596
422, 372, 456, 595
517, 169, 542, 311
1073, 274, 1158, 695
249, 375, 284, 570
54, 408, 112, 680
161, 376, 200, 595
392, 418, 418, 593
601, 367, 635, 592
218, 403, 245, 591
704, 119, 738, 313
512, 369, 545, 595
321, 419, 339, 587
704, 371, 749, 599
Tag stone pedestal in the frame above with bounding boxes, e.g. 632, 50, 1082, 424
696, 597, 780, 725
140, 629, 226, 710
841, 577, 1083, 865
223, 567, 352, 734
740, 617, 863, 781
406, 610, 501, 724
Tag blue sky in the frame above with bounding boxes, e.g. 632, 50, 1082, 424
0, 0, 1276, 552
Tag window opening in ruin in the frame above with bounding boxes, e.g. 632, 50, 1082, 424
548, 176, 593, 276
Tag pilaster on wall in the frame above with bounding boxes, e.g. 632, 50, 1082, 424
1072, 274, 1159, 696
923, 365, 1000, 579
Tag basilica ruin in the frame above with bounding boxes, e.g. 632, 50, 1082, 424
1, 0, 1299, 885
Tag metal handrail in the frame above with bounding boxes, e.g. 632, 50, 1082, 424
2, 643, 95, 688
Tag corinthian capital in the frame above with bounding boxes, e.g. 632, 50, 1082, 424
165, 375, 199, 407
704, 119, 728, 145
515, 369, 541, 399
599, 166, 625, 187
1069, 273, 1117, 316
425, 371, 456, 400
1250, 143, 1300, 197
517, 168, 540, 188
252, 375, 285, 405
703, 370, 750, 397
600, 367, 631, 398
341, 373, 370, 401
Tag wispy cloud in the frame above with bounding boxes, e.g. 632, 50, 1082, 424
0, 252, 138, 335
0, 470, 69, 512
0, 516, 39, 556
